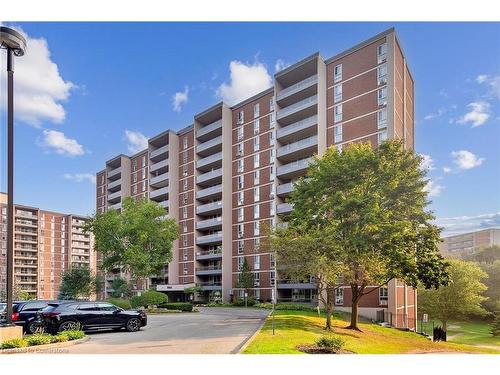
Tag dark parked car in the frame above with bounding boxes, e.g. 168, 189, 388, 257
38, 301, 147, 333
1, 300, 58, 333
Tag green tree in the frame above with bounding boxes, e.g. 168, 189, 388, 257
94, 274, 105, 297
464, 245, 500, 263
84, 197, 179, 289
491, 312, 500, 337
58, 267, 96, 300
282, 141, 449, 330
110, 277, 132, 298
418, 259, 488, 331
184, 286, 203, 302
237, 258, 254, 300
479, 261, 500, 313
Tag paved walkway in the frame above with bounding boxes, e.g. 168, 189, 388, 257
40, 307, 269, 354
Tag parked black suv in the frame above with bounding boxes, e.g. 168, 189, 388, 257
2, 300, 58, 333
38, 301, 147, 333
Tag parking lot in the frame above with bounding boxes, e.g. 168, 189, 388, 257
39, 307, 269, 354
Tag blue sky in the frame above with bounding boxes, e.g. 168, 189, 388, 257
0, 22, 499, 235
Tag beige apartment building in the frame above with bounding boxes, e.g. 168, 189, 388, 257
0, 193, 96, 300
96, 28, 417, 329
439, 228, 500, 258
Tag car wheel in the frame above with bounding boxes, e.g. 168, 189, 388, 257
26, 320, 43, 334
125, 318, 141, 332
58, 320, 81, 332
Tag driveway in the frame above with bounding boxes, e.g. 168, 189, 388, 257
43, 307, 269, 354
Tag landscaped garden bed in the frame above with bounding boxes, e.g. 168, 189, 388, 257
0, 330, 86, 353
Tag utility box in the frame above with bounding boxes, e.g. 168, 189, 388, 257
0, 325, 23, 344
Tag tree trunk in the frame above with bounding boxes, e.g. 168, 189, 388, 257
442, 320, 447, 332
324, 287, 334, 331
347, 284, 363, 331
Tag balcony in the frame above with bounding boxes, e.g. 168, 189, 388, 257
277, 95, 317, 125
277, 74, 318, 104
196, 135, 222, 156
196, 248, 223, 261
109, 202, 122, 211
107, 179, 121, 191
196, 184, 223, 201
196, 232, 223, 245
15, 211, 37, 220
277, 203, 293, 215
196, 152, 222, 171
150, 159, 169, 173
277, 135, 318, 162
196, 119, 222, 141
150, 186, 168, 200
277, 281, 317, 289
150, 144, 169, 160
196, 168, 222, 186
150, 172, 169, 188
107, 190, 121, 203
196, 265, 223, 276
196, 200, 223, 215
196, 216, 222, 230
196, 282, 222, 291
277, 157, 313, 179
107, 167, 121, 180
277, 115, 317, 142
277, 182, 294, 197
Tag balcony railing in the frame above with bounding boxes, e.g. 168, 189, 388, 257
277, 203, 293, 215
196, 184, 223, 200
109, 202, 122, 210
196, 200, 223, 215
150, 172, 169, 187
196, 216, 222, 230
196, 265, 223, 275
196, 168, 223, 185
150, 144, 169, 159
196, 152, 223, 170
277, 74, 318, 101
108, 190, 121, 202
277, 115, 317, 140
107, 167, 121, 179
196, 135, 222, 155
107, 179, 121, 190
276, 157, 313, 178
150, 159, 169, 173
277, 95, 317, 121
277, 182, 294, 196
196, 232, 223, 245
277, 135, 318, 159
196, 119, 222, 139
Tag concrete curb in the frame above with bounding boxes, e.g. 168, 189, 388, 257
235, 311, 271, 354
0, 336, 90, 354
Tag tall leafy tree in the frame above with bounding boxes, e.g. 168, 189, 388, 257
110, 277, 133, 298
237, 258, 255, 298
418, 259, 488, 331
282, 140, 449, 330
84, 197, 179, 288
58, 267, 96, 300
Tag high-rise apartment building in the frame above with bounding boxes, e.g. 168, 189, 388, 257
96, 28, 417, 328
0, 193, 96, 300
439, 228, 500, 258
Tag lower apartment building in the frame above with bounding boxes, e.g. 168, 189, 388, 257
96, 27, 417, 329
0, 193, 96, 300
439, 228, 500, 258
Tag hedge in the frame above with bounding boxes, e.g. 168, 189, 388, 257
0, 338, 28, 349
105, 297, 132, 310
0, 330, 85, 350
25, 333, 53, 346
159, 302, 193, 312
233, 297, 257, 307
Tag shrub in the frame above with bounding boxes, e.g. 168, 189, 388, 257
51, 333, 69, 343
60, 330, 85, 341
130, 295, 144, 308
105, 297, 132, 310
159, 302, 193, 312
492, 312, 500, 337
0, 338, 28, 349
315, 335, 345, 351
233, 297, 257, 307
141, 290, 168, 307
25, 333, 53, 346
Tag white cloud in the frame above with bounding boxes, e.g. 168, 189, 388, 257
0, 25, 75, 126
63, 173, 96, 184
443, 166, 452, 173
451, 150, 485, 170
275, 59, 291, 73
457, 101, 491, 127
435, 212, 500, 236
124, 130, 148, 154
423, 180, 443, 198
419, 154, 435, 171
217, 60, 273, 105
172, 86, 189, 112
476, 74, 488, 84
40, 130, 84, 156
424, 107, 446, 121
476, 74, 500, 100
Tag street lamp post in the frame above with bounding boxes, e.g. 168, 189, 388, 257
0, 26, 26, 326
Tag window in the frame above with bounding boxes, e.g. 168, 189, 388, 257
377, 64, 388, 85
334, 64, 342, 83
183, 151, 188, 163
270, 253, 276, 268
270, 149, 276, 164
183, 223, 188, 233
183, 193, 188, 204
182, 206, 188, 219
237, 224, 244, 239
238, 110, 244, 124
254, 237, 260, 250
270, 201, 275, 216
183, 264, 188, 275
183, 137, 188, 150
334, 104, 342, 123
253, 136, 260, 152
237, 159, 244, 173
254, 204, 260, 219
254, 289, 260, 300
183, 179, 188, 191
379, 286, 388, 305
254, 187, 260, 202
237, 240, 244, 255
335, 288, 344, 305
270, 166, 275, 181
270, 271, 276, 286
270, 184, 276, 198
254, 103, 260, 118
183, 249, 188, 261
133, 173, 138, 183
182, 235, 188, 247
378, 87, 387, 106
238, 257, 245, 271
254, 170, 260, 185
142, 168, 146, 179
269, 130, 275, 146
334, 84, 342, 103
238, 207, 244, 222
142, 156, 146, 168
253, 119, 260, 134
142, 180, 147, 192
237, 191, 244, 206
254, 153, 260, 168
378, 130, 388, 145
334, 124, 343, 143
237, 175, 244, 189
254, 221, 260, 236
270, 112, 276, 128
133, 185, 138, 194
132, 160, 137, 171
183, 165, 188, 177
254, 255, 260, 270
237, 127, 244, 141
236, 142, 244, 156
254, 272, 260, 287
378, 42, 387, 63
377, 108, 387, 129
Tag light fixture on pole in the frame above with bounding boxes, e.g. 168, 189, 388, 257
0, 26, 26, 326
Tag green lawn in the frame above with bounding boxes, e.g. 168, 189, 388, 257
419, 320, 500, 348
243, 310, 500, 354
